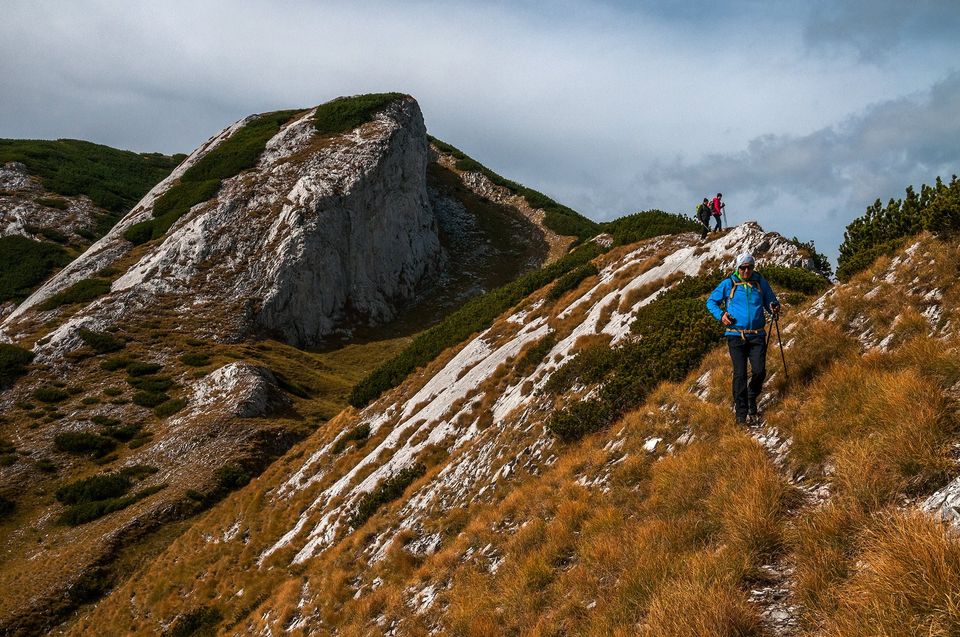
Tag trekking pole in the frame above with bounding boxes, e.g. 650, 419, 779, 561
774, 313, 788, 384
723, 207, 728, 229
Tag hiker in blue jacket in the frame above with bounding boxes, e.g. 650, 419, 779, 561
706, 252, 781, 424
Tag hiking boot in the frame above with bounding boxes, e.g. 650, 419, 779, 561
748, 401, 758, 418
736, 415, 748, 426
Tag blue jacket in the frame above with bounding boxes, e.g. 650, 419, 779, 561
706, 272, 779, 336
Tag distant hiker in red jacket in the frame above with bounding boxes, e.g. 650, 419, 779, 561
711, 193, 724, 231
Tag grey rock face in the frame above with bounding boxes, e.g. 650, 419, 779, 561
3, 97, 443, 349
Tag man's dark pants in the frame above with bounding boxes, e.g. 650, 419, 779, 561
712, 214, 722, 231
700, 222, 709, 239
727, 333, 767, 419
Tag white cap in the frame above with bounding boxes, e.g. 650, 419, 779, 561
734, 252, 755, 268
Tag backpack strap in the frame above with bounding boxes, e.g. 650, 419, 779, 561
727, 276, 758, 300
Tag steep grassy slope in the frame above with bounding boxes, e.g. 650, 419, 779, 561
57, 222, 830, 635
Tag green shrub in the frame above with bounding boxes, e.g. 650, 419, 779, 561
601, 209, 701, 245
164, 606, 223, 637
91, 415, 120, 427
788, 237, 833, 279
78, 328, 125, 354
132, 391, 169, 408
154, 398, 187, 418
54, 432, 116, 457
179, 352, 211, 367
127, 375, 174, 392
36, 458, 57, 473
332, 423, 371, 454
25, 224, 70, 244
430, 135, 599, 241
0, 235, 71, 303
314, 93, 405, 136
36, 197, 69, 210
0, 494, 15, 520
124, 109, 300, 246
56, 473, 130, 504
37, 278, 111, 310
0, 343, 34, 388
102, 386, 123, 396
0, 139, 181, 214
838, 176, 960, 281
759, 265, 830, 296
103, 423, 142, 442
126, 362, 162, 376
347, 463, 426, 528
33, 386, 69, 403
546, 399, 610, 442
516, 332, 557, 375
59, 485, 165, 525
548, 263, 599, 300
349, 242, 604, 408
100, 355, 133, 371
545, 271, 726, 442
215, 463, 251, 491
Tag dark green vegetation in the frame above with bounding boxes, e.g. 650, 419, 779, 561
838, 175, 960, 281
216, 464, 251, 491
32, 386, 69, 403
349, 242, 605, 408
516, 332, 557, 375
347, 462, 426, 529
124, 109, 301, 245
332, 423, 371, 454
78, 328, 125, 354
154, 398, 187, 418
37, 278, 111, 311
164, 606, 223, 637
0, 494, 14, 519
179, 352, 211, 367
0, 235, 72, 303
55, 465, 161, 525
0, 138, 182, 214
0, 343, 34, 388
313, 92, 407, 136
127, 362, 163, 377
546, 266, 825, 442
35, 197, 68, 210
0, 438, 15, 466
788, 237, 833, 279
53, 431, 117, 458
601, 210, 701, 246
430, 136, 600, 242
132, 391, 169, 408
548, 264, 599, 300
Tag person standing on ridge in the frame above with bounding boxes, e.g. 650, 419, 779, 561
697, 197, 712, 240
711, 192, 725, 231
706, 252, 781, 424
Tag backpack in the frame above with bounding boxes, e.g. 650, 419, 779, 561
697, 203, 711, 224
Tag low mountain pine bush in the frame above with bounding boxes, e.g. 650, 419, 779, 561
0, 343, 34, 388
347, 462, 426, 529
314, 93, 405, 136
38, 277, 111, 310
0, 235, 71, 303
77, 327, 124, 354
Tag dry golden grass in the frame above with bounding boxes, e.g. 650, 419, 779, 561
820, 510, 960, 636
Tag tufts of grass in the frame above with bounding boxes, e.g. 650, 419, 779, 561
347, 463, 426, 529
37, 277, 111, 310
77, 327, 125, 354
0, 235, 71, 303
154, 398, 187, 418
54, 431, 117, 458
33, 385, 69, 403
0, 343, 34, 388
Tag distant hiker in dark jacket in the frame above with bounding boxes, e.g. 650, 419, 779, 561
711, 193, 724, 231
706, 252, 780, 424
697, 198, 712, 239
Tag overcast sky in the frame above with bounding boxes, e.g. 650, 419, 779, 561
2, 0, 958, 263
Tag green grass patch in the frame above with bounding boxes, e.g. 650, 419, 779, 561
100, 355, 133, 371
33, 386, 69, 403
91, 415, 120, 427
126, 361, 162, 376
601, 209, 701, 245
154, 398, 187, 418
431, 135, 600, 241
53, 431, 117, 457
347, 462, 426, 528
35, 196, 68, 210
55, 465, 160, 524
0, 343, 34, 388
127, 375, 174, 393
131, 391, 169, 408
102, 423, 143, 442
547, 263, 599, 300
124, 109, 300, 245
313, 93, 406, 136
179, 352, 211, 367
0, 138, 182, 214
37, 277, 111, 310
59, 484, 165, 525
349, 241, 605, 408
0, 235, 72, 303
78, 327, 125, 354
332, 423, 371, 454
